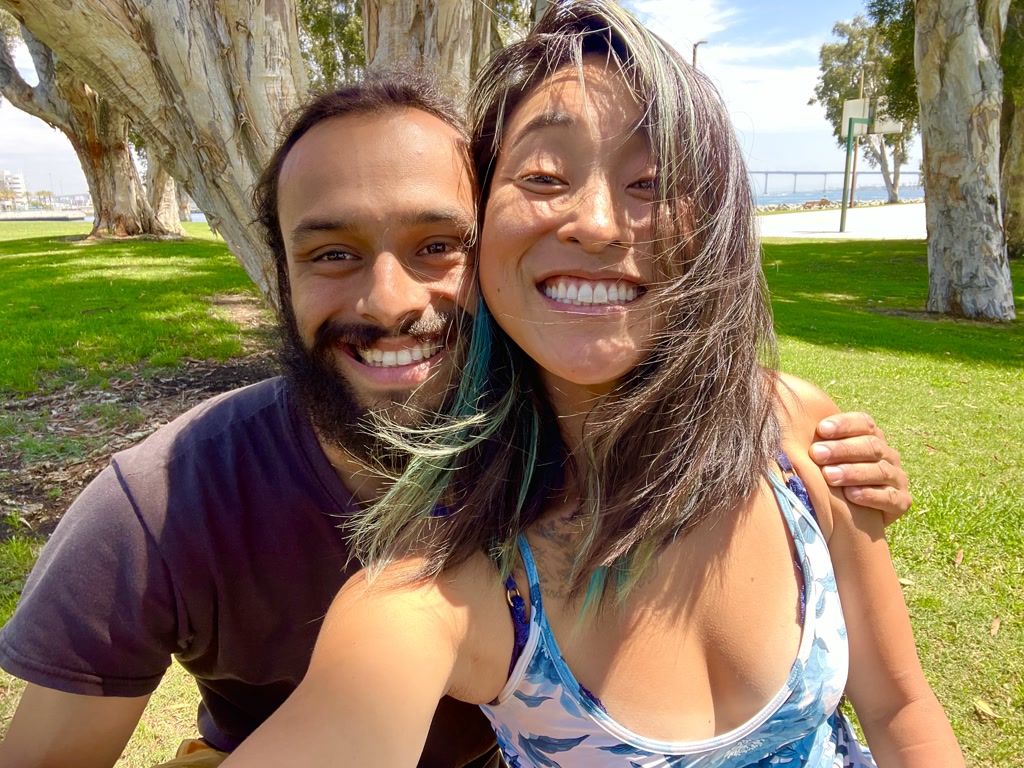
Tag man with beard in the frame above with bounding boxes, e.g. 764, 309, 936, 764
0, 71, 912, 768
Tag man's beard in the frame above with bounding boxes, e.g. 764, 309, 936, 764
278, 306, 467, 476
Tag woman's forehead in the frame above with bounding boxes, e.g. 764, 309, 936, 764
505, 59, 645, 144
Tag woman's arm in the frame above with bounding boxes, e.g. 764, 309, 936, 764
222, 555, 509, 767
778, 376, 964, 766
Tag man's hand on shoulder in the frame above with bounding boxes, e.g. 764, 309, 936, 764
809, 411, 911, 526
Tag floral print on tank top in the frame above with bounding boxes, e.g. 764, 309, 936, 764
479, 472, 876, 767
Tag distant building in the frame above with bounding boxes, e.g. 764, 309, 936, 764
0, 170, 28, 210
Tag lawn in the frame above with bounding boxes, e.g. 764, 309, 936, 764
0, 223, 1021, 765
764, 237, 1023, 766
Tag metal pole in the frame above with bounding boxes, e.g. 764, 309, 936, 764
692, 40, 707, 68
849, 68, 866, 209
840, 117, 871, 232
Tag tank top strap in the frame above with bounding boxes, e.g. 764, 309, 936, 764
777, 451, 818, 522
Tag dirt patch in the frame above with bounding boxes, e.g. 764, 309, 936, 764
210, 293, 273, 332
0, 351, 278, 538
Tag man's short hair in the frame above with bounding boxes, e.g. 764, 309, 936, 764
252, 68, 469, 310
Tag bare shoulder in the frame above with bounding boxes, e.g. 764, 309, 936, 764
775, 372, 840, 433
774, 373, 843, 538
323, 552, 513, 705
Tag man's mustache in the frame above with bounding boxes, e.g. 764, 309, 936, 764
312, 312, 461, 353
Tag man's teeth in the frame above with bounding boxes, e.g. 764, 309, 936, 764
355, 341, 441, 367
542, 279, 639, 306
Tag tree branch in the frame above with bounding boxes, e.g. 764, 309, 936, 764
0, 23, 70, 131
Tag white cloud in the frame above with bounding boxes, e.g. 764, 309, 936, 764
0, 39, 87, 192
626, 0, 736, 45
623, 1, 847, 167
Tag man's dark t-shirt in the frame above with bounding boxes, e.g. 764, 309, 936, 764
0, 378, 359, 751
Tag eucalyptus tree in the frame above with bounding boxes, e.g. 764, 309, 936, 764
812, 15, 914, 203
1, 0, 502, 299
0, 17, 169, 236
916, 0, 1015, 320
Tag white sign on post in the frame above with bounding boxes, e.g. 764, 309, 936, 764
841, 97, 904, 137
868, 98, 904, 135
841, 98, 870, 138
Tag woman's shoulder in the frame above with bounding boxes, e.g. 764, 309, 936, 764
774, 373, 840, 429
773, 373, 843, 538
329, 551, 516, 705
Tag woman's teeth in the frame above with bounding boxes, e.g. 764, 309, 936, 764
542, 278, 639, 306
355, 341, 442, 367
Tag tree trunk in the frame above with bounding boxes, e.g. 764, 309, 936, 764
146, 156, 186, 236
1001, 98, 1024, 258
917, 0, 1016, 320
363, 0, 495, 84
177, 181, 193, 223
0, 0, 310, 301
864, 135, 901, 203
0, 26, 165, 237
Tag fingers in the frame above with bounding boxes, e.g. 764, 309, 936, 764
810, 434, 897, 467
840, 485, 913, 526
811, 410, 912, 525
816, 412, 883, 441
818, 458, 912, 526
820, 458, 901, 488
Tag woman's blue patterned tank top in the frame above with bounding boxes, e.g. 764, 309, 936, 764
479, 472, 876, 767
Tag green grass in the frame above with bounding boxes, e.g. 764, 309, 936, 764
764, 238, 1023, 766
0, 221, 262, 393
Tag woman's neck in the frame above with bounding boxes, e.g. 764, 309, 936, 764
540, 370, 616, 451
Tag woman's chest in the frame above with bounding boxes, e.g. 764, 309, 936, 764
523, 487, 809, 742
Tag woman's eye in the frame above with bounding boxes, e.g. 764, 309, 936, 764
521, 173, 562, 185
632, 177, 655, 192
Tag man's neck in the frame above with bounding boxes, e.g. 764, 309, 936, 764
317, 438, 391, 507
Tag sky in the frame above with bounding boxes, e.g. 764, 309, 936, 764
0, 0, 919, 196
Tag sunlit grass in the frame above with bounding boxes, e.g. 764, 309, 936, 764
765, 237, 1023, 765
0, 222, 262, 393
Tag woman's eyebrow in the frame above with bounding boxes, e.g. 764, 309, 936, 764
507, 111, 578, 153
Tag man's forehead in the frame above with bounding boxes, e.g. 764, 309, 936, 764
276, 109, 475, 253
282, 109, 466, 176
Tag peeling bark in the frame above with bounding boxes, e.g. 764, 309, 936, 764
177, 181, 192, 223
916, 0, 1016, 320
0, 0, 310, 299
363, 0, 496, 83
0, 26, 164, 237
146, 156, 186, 236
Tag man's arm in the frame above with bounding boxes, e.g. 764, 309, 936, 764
809, 411, 911, 526
0, 684, 150, 768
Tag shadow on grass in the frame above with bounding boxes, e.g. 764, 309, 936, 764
763, 239, 1023, 367
0, 235, 263, 392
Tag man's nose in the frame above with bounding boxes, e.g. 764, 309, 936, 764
559, 177, 632, 253
358, 252, 432, 331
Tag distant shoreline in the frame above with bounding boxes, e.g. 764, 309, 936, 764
0, 210, 88, 222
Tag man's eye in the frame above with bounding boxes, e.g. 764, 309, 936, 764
419, 242, 464, 258
314, 249, 355, 262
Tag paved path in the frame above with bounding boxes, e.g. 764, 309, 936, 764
757, 202, 926, 240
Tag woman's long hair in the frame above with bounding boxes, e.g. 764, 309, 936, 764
352, 0, 780, 602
